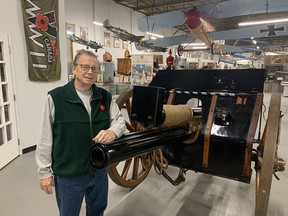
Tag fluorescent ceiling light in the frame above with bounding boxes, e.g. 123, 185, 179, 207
265, 52, 281, 55
146, 32, 164, 38
278, 52, 288, 54
239, 18, 288, 26
237, 59, 250, 64
182, 42, 206, 46
93, 21, 103, 26
191, 46, 208, 50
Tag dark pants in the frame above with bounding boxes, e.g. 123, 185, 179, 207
54, 170, 108, 216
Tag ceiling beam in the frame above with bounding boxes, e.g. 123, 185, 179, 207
135, 0, 197, 11
113, 0, 129, 3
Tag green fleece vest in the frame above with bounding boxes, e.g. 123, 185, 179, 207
49, 80, 111, 177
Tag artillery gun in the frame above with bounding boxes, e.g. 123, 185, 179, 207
89, 69, 285, 216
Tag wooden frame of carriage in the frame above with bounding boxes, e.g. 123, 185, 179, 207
89, 69, 286, 216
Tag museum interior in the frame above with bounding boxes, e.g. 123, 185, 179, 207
0, 0, 288, 216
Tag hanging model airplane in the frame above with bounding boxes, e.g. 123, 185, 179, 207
139, 7, 262, 56
102, 19, 167, 52
70, 34, 103, 52
137, 0, 288, 56
103, 19, 145, 43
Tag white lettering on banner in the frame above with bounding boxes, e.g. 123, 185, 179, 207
32, 64, 47, 69
30, 51, 45, 57
25, 0, 43, 48
27, 23, 44, 48
25, 0, 40, 17
25, 0, 46, 69
44, 38, 53, 64
30, 51, 47, 68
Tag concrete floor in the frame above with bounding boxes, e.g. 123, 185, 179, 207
0, 93, 287, 216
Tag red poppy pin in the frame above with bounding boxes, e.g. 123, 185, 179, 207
99, 104, 105, 111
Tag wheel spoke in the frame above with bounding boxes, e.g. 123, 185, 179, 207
126, 122, 135, 132
126, 99, 132, 119
108, 89, 152, 188
132, 157, 140, 180
121, 159, 132, 179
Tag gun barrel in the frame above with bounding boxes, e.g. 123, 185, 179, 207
89, 127, 190, 169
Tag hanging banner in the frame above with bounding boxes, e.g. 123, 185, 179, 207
21, 0, 61, 81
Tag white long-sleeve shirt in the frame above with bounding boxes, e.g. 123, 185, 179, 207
35, 89, 126, 179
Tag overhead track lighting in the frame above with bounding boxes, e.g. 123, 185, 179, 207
93, 21, 103, 26
146, 32, 164, 38
182, 42, 206, 46
239, 18, 288, 26
191, 46, 208, 50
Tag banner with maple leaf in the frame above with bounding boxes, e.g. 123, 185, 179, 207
21, 0, 61, 81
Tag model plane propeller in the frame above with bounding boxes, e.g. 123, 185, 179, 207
70, 34, 103, 52
103, 19, 167, 52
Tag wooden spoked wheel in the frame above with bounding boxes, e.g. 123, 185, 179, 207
255, 93, 281, 216
108, 89, 153, 188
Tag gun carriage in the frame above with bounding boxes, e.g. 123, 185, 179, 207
89, 69, 285, 216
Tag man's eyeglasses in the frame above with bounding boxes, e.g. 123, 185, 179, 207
75, 64, 99, 73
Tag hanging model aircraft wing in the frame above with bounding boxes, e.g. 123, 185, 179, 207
135, 35, 194, 52
137, 0, 288, 54
135, 42, 167, 52
139, 7, 222, 53
145, 35, 195, 48
103, 19, 167, 52
103, 19, 145, 43
70, 34, 103, 52
238, 38, 271, 46
138, 10, 187, 32
138, 0, 288, 32
220, 44, 264, 53
208, 23, 288, 40
201, 0, 288, 19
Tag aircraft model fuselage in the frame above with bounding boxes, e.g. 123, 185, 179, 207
70, 34, 103, 52
103, 19, 167, 52
103, 19, 144, 43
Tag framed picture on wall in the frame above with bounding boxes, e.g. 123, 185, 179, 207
104, 32, 111, 47
65, 23, 75, 38
80, 26, 88, 41
68, 74, 74, 81
97, 74, 103, 83
122, 40, 128, 49
114, 37, 120, 48
153, 55, 163, 64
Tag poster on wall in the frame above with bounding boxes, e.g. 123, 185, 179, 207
80, 26, 88, 41
21, 0, 61, 82
131, 54, 154, 86
113, 38, 120, 48
65, 23, 75, 38
104, 32, 111, 47
131, 64, 153, 86
122, 40, 128, 50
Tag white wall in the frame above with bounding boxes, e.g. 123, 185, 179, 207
0, 0, 166, 151
0, 0, 68, 151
